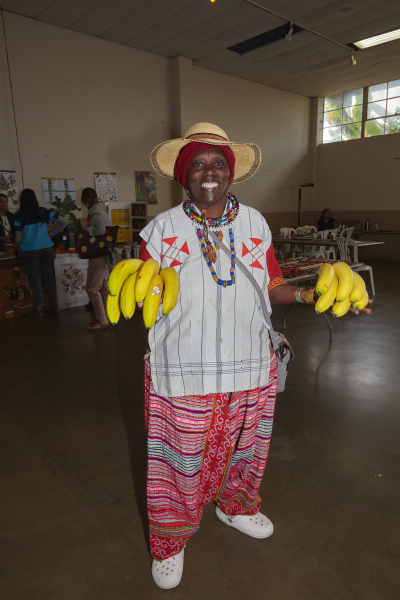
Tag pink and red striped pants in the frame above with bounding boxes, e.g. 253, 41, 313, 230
144, 354, 277, 561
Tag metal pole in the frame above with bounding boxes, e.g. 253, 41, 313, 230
243, 0, 355, 55
298, 188, 301, 226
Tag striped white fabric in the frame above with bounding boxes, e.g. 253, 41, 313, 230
140, 202, 273, 397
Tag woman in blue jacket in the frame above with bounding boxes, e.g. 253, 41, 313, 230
14, 189, 68, 317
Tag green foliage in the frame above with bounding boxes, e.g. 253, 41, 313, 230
51, 194, 83, 234
325, 101, 363, 142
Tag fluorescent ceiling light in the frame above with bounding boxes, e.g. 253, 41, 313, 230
353, 28, 400, 49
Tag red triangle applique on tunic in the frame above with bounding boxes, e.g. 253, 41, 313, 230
180, 241, 190, 255
162, 237, 178, 246
250, 259, 264, 270
242, 243, 250, 257
170, 259, 183, 267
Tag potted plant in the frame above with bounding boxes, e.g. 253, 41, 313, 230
50, 194, 83, 252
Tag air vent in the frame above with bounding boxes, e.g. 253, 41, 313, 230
228, 23, 303, 55
334, 4, 358, 15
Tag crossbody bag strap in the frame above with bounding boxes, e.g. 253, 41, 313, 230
208, 231, 280, 355
87, 211, 104, 226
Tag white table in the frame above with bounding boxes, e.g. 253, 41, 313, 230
272, 235, 384, 262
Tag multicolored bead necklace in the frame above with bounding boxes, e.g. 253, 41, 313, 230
183, 193, 238, 287
183, 192, 239, 229
196, 227, 236, 287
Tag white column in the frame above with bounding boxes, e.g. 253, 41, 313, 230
307, 96, 323, 185
169, 56, 194, 202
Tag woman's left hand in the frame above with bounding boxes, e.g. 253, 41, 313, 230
349, 298, 373, 315
80, 218, 88, 231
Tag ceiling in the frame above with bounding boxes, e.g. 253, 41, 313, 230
2, 0, 400, 97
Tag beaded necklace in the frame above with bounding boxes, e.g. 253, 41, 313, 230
183, 192, 239, 229
196, 227, 236, 287
183, 194, 237, 287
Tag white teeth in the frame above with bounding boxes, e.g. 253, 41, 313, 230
201, 183, 218, 189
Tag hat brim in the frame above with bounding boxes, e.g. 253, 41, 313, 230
150, 137, 261, 185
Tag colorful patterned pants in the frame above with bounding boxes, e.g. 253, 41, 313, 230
144, 354, 277, 561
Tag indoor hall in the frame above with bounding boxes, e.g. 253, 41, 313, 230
1, 1, 399, 597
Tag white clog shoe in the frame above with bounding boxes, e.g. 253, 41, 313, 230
215, 506, 274, 539
151, 546, 185, 589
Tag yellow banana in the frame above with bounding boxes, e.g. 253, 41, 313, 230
333, 261, 354, 302
160, 267, 180, 315
331, 296, 352, 318
315, 276, 338, 314
135, 259, 160, 302
353, 290, 369, 311
315, 263, 335, 296
108, 258, 144, 296
349, 272, 366, 304
106, 293, 120, 325
143, 274, 163, 328
120, 272, 139, 319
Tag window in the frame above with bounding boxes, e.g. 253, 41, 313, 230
323, 88, 364, 143
323, 78, 400, 143
365, 80, 400, 137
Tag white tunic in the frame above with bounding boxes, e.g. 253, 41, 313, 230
140, 202, 273, 398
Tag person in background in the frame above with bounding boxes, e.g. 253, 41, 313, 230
317, 208, 337, 232
80, 187, 113, 331
0, 193, 15, 253
14, 189, 68, 317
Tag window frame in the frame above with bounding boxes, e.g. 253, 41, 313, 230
323, 79, 400, 143
323, 88, 364, 143
364, 81, 400, 137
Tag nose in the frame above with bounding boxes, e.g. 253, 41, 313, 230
204, 162, 216, 176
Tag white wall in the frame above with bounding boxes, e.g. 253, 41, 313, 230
0, 11, 310, 223
313, 122, 400, 259
0, 11, 174, 217
315, 134, 400, 212
192, 66, 310, 214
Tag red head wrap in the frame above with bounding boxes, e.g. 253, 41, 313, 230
174, 142, 235, 190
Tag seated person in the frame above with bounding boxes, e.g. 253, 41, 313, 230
0, 194, 15, 252
318, 208, 337, 232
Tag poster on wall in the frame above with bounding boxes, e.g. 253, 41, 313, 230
55, 261, 88, 305
94, 172, 118, 203
42, 177, 75, 205
110, 208, 129, 226
116, 227, 130, 244
135, 171, 157, 204
0, 170, 18, 209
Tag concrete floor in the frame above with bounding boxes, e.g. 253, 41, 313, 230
1, 258, 399, 600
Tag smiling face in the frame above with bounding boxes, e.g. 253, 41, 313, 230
187, 147, 231, 216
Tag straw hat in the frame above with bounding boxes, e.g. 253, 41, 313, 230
150, 123, 261, 184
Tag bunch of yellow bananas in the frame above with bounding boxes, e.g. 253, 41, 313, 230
315, 262, 368, 318
105, 258, 180, 328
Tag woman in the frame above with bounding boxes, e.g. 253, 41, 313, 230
14, 189, 68, 317
0, 193, 15, 253
140, 123, 371, 589
318, 208, 337, 232
80, 187, 113, 331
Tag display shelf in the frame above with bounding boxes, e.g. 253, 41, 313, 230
131, 202, 147, 247
105, 201, 132, 245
